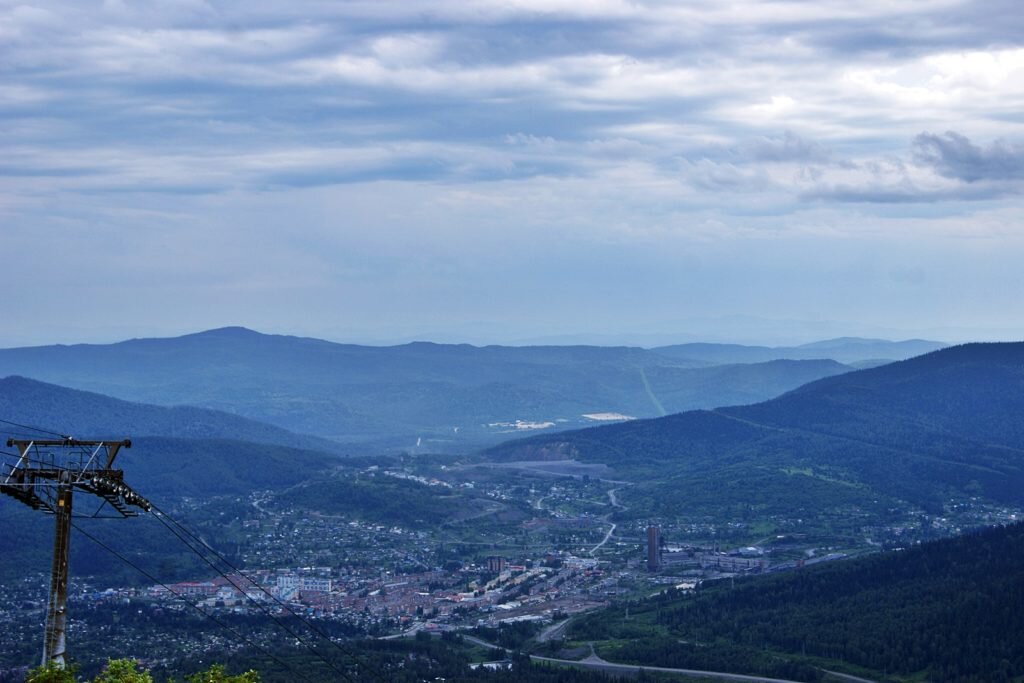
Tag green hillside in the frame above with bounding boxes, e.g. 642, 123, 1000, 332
485, 342, 1024, 522
570, 522, 1024, 682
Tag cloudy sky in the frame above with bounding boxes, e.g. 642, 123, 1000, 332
2, 0, 1023, 346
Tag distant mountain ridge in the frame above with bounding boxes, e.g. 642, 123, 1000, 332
653, 337, 946, 364
0, 375, 344, 454
0, 374, 347, 506
0, 327, 876, 449
486, 342, 1024, 516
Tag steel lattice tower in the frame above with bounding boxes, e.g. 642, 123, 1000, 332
1, 438, 150, 668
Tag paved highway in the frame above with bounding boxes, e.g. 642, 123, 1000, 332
532, 654, 808, 682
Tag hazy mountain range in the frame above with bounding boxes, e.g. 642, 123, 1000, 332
0, 327, 941, 450
652, 337, 946, 365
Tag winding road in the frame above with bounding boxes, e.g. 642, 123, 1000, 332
384, 623, 877, 683
588, 486, 627, 555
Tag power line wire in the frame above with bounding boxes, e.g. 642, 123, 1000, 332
0, 423, 360, 678
148, 502, 389, 683
8, 472, 367, 682
0, 428, 62, 440
0, 448, 356, 679
0, 417, 68, 438
1, 421, 386, 682
1, 448, 353, 678
146, 508, 361, 683
70, 521, 319, 683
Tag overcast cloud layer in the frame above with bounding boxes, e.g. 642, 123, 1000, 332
2, 0, 1023, 346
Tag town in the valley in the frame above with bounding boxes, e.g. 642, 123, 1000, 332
3, 457, 1018, 674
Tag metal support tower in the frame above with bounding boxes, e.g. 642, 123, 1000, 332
1, 438, 150, 668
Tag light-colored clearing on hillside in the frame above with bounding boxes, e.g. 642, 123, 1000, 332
582, 412, 635, 421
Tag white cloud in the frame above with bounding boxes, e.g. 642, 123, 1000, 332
2, 0, 1024, 342
843, 48, 1024, 114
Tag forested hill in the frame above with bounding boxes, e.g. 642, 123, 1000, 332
572, 521, 1024, 682
0, 375, 344, 454
734, 341, 1024, 448
485, 342, 1024, 513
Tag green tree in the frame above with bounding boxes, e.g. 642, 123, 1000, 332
26, 662, 77, 683
185, 664, 259, 683
92, 659, 152, 683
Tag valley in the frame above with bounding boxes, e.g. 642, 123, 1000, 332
1, 331, 1021, 682
3, 447, 1019, 681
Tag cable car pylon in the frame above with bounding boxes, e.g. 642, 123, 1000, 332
1, 437, 150, 668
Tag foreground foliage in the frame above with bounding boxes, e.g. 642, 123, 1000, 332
26, 660, 258, 683
25, 648, 629, 683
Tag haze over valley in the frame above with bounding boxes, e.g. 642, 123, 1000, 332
3, 328, 1023, 682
